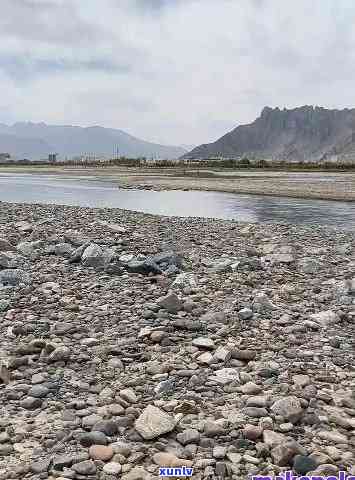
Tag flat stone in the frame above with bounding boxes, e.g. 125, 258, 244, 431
317, 430, 348, 444
153, 452, 193, 468
135, 405, 175, 440
72, 460, 97, 475
192, 337, 215, 349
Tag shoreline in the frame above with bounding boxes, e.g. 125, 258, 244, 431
116, 180, 355, 203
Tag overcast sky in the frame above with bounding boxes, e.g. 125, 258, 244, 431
1, 0, 355, 146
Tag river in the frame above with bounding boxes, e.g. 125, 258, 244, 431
0, 173, 354, 230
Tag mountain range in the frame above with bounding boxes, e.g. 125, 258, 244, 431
185, 106, 355, 162
0, 123, 186, 160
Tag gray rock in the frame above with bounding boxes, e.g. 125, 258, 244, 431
79, 431, 108, 447
298, 257, 321, 274
270, 396, 303, 423
54, 242, 74, 257
176, 428, 200, 445
48, 346, 71, 362
72, 460, 97, 475
135, 405, 175, 440
263, 253, 295, 263
126, 259, 161, 275
15, 220, 33, 232
192, 337, 215, 349
30, 459, 51, 474
171, 272, 197, 290
82, 243, 108, 268
0, 238, 14, 252
309, 310, 340, 327
293, 455, 318, 475
20, 396, 43, 410
252, 292, 278, 312
0, 300, 10, 312
0, 268, 30, 286
28, 385, 50, 398
68, 242, 89, 263
271, 440, 304, 467
238, 307, 253, 320
103, 462, 122, 475
52, 454, 77, 470
200, 311, 227, 323
157, 292, 183, 313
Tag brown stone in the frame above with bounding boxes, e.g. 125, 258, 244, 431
89, 445, 114, 461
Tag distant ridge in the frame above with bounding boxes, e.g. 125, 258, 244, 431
184, 106, 355, 162
0, 122, 186, 160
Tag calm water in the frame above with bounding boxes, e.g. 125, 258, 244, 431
0, 173, 354, 230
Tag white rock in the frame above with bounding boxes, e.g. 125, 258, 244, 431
192, 337, 215, 349
171, 273, 197, 290
135, 405, 175, 440
310, 310, 340, 327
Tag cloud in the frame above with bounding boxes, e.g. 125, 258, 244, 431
1, 0, 355, 145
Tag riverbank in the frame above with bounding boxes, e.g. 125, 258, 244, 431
0, 202, 354, 479
1, 166, 355, 201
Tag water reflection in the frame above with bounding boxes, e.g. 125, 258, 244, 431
0, 174, 354, 230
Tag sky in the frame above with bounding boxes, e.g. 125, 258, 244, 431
1, 0, 355, 146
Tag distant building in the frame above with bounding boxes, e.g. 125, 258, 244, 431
48, 153, 57, 163
0, 153, 11, 163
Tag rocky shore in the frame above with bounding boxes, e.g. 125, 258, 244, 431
0, 201, 354, 480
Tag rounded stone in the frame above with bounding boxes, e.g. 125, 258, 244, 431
103, 462, 122, 475
79, 431, 108, 447
293, 455, 318, 475
89, 445, 114, 461
243, 424, 263, 441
